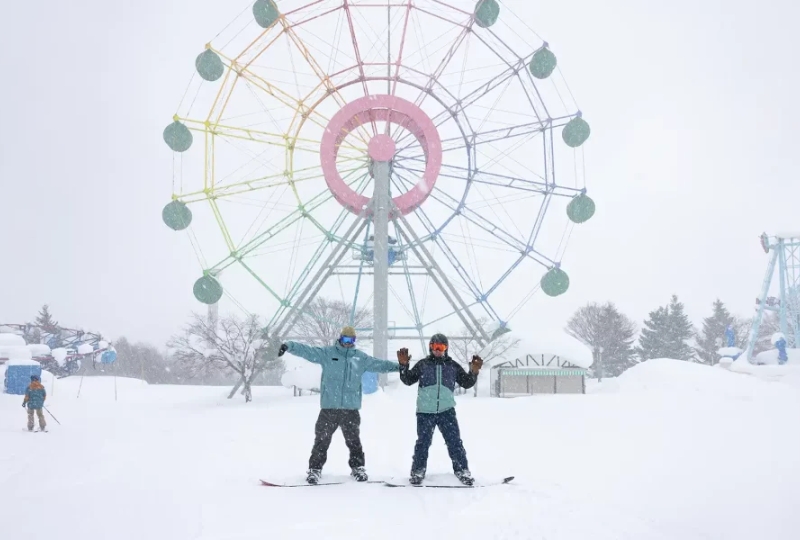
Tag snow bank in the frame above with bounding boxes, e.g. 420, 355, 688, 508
27, 344, 51, 357
597, 358, 798, 400
0, 334, 25, 347
77, 343, 94, 355
0, 346, 33, 361
281, 364, 321, 390
751, 347, 800, 366
51, 348, 68, 366
717, 346, 742, 357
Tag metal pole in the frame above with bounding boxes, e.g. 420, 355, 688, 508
372, 159, 391, 387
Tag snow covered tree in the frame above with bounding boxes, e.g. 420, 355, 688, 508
665, 295, 695, 361
695, 299, 736, 364
34, 304, 59, 335
636, 306, 670, 360
168, 313, 281, 402
292, 297, 372, 346
565, 302, 638, 377
636, 295, 695, 361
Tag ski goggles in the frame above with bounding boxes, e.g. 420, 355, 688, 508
430, 342, 447, 353
340, 335, 356, 345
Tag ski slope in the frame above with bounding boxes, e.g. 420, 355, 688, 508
1, 360, 799, 539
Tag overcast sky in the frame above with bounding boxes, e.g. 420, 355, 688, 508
1, 0, 798, 350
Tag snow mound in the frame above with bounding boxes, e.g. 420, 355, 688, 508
751, 347, 800, 366
51, 348, 68, 366
27, 344, 51, 357
281, 364, 321, 390
0, 334, 25, 347
77, 343, 94, 355
598, 358, 798, 400
0, 346, 33, 361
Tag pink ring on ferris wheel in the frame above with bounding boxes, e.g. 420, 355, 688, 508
320, 94, 442, 217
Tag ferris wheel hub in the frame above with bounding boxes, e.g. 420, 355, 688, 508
320, 94, 442, 217
367, 134, 396, 162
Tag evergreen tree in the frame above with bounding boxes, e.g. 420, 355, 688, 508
636, 306, 670, 360
665, 295, 695, 361
695, 299, 735, 364
34, 305, 59, 335
637, 295, 695, 361
566, 302, 638, 377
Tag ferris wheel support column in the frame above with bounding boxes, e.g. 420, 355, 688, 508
370, 142, 394, 388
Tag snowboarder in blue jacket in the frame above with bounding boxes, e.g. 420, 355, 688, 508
278, 325, 402, 484
22, 374, 47, 432
397, 333, 483, 485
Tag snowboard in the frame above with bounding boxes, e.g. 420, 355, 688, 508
383, 474, 514, 488
260, 474, 384, 487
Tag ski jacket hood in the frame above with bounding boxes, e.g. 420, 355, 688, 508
285, 341, 400, 410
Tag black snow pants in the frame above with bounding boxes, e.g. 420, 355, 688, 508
309, 409, 364, 470
411, 408, 469, 473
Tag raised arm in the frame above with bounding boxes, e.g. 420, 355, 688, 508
454, 362, 477, 389
399, 361, 422, 386
361, 353, 401, 373
284, 341, 327, 364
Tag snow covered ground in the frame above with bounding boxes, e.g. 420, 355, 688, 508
2, 360, 799, 539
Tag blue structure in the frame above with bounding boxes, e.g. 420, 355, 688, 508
3, 362, 42, 395
743, 233, 800, 364
100, 350, 117, 364
361, 371, 378, 394
725, 325, 735, 347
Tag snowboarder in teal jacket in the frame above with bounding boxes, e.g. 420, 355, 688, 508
397, 334, 483, 485
22, 374, 47, 432
278, 325, 402, 484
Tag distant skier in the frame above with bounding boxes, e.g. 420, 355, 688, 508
278, 326, 403, 484
397, 334, 483, 485
22, 374, 47, 432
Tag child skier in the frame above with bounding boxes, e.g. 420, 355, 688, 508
397, 334, 483, 485
22, 374, 47, 432
278, 326, 403, 484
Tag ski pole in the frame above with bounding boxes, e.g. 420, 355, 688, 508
43, 406, 61, 425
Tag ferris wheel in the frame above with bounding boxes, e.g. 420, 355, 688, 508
162, 0, 594, 355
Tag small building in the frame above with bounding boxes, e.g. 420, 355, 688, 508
486, 335, 592, 397
3, 359, 42, 395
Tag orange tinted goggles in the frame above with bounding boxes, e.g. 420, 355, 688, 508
431, 343, 447, 353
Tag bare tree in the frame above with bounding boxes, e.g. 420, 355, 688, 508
451, 317, 520, 396
566, 301, 638, 377
292, 297, 373, 345
168, 313, 279, 402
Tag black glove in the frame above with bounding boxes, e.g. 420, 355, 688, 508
278, 343, 288, 357
21, 403, 26, 408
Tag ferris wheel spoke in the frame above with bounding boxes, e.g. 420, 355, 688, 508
389, 1, 414, 97
394, 167, 555, 269
210, 48, 333, 134
280, 18, 373, 146
390, 172, 484, 302
394, 159, 580, 197
341, 2, 378, 137
390, 57, 531, 151
391, 22, 470, 141
274, 171, 373, 303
